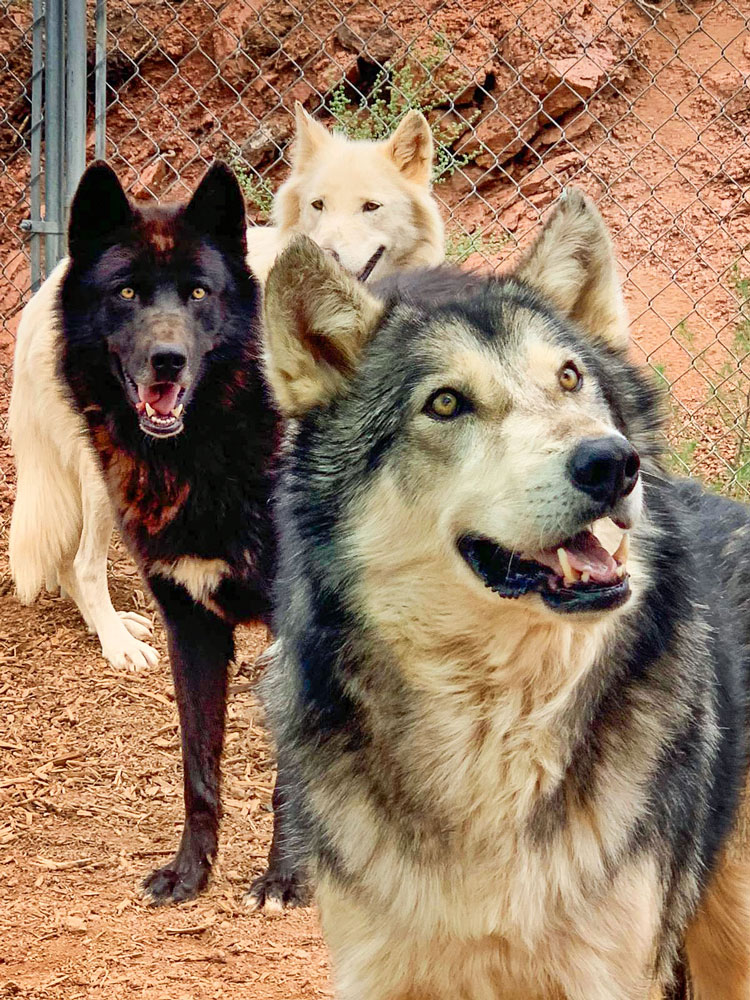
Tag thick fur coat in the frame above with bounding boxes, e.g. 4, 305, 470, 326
12, 161, 297, 908
260, 193, 750, 999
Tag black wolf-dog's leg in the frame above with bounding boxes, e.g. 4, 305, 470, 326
245, 759, 311, 913
142, 577, 233, 905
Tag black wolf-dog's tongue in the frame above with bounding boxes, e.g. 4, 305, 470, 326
138, 383, 180, 415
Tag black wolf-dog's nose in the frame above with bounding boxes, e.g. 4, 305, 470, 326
568, 436, 640, 506
150, 345, 187, 381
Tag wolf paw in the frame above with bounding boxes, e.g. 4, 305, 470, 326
243, 867, 310, 916
101, 629, 159, 671
118, 610, 154, 642
141, 860, 210, 906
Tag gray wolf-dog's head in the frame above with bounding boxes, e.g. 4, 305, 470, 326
62, 161, 256, 439
271, 103, 445, 282
263, 191, 664, 619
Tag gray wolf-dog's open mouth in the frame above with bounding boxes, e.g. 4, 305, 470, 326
459, 517, 631, 614
123, 370, 187, 438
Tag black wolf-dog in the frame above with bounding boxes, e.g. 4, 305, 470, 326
58, 161, 298, 907
259, 194, 750, 997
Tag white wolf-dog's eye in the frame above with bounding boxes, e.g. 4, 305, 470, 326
311, 199, 324, 211
119, 287, 136, 300
362, 201, 381, 213
558, 362, 583, 392
191, 287, 207, 300
425, 388, 466, 421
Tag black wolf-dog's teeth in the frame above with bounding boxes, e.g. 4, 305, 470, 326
60, 161, 304, 907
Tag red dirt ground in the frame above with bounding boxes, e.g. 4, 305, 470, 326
2, 2, 750, 997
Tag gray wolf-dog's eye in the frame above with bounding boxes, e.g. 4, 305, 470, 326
311, 199, 324, 211
425, 389, 465, 420
119, 287, 136, 300
362, 201, 381, 213
191, 287, 207, 300
558, 362, 582, 392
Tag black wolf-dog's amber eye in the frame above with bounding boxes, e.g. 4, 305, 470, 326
119, 287, 135, 300
558, 362, 582, 392
426, 389, 464, 420
311, 199, 324, 211
362, 201, 381, 213
191, 287, 206, 300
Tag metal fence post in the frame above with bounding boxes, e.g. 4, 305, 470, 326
65, 0, 87, 223
44, 0, 66, 270
95, 0, 107, 161
29, 0, 44, 292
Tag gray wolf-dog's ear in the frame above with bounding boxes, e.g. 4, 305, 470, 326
263, 237, 384, 416
292, 102, 330, 164
515, 189, 628, 352
385, 110, 433, 186
68, 161, 133, 259
183, 161, 247, 252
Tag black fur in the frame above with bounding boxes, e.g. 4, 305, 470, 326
59, 161, 302, 906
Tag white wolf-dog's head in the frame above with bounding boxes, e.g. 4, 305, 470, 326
269, 103, 445, 283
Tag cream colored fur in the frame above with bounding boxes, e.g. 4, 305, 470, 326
684, 849, 750, 998
263, 193, 695, 998
245, 104, 445, 283
263, 238, 385, 417
8, 261, 158, 670
151, 556, 231, 606
317, 469, 658, 999
516, 188, 628, 352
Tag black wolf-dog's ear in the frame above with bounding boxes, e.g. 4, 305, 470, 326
182, 161, 247, 253
263, 237, 384, 417
515, 189, 629, 352
68, 161, 133, 259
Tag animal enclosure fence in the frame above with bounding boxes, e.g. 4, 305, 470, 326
2, 0, 750, 498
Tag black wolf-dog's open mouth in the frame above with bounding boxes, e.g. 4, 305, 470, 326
122, 368, 187, 438
458, 518, 631, 614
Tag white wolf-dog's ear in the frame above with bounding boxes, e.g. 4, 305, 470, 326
263, 236, 384, 416
385, 110, 433, 186
515, 189, 629, 352
292, 102, 330, 164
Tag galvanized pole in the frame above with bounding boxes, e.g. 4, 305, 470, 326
29, 0, 44, 290
65, 0, 87, 223
44, 0, 65, 269
95, 0, 107, 160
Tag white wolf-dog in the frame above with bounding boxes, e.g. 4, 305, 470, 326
8, 106, 444, 669
245, 103, 444, 282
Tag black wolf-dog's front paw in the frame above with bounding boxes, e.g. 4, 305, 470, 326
141, 854, 211, 905
243, 865, 310, 916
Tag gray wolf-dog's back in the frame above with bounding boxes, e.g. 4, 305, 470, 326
260, 193, 750, 999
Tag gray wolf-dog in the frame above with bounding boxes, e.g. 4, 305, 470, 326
13, 160, 300, 908
245, 102, 444, 283
260, 194, 750, 997
8, 104, 443, 672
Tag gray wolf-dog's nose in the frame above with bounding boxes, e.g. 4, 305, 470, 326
150, 344, 187, 381
567, 437, 640, 507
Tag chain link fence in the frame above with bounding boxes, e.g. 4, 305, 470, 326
2, 0, 750, 503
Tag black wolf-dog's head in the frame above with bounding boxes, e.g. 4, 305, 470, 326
264, 191, 667, 622
62, 161, 255, 439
